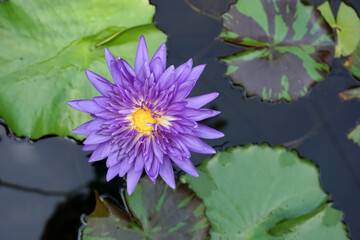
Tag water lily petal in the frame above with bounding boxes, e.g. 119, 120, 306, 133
159, 156, 175, 189
135, 35, 149, 75
185, 92, 219, 109
127, 168, 143, 195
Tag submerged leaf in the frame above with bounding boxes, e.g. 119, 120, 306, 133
82, 178, 209, 239
220, 0, 334, 102
348, 125, 360, 147
339, 87, 360, 100
318, 1, 360, 57
344, 44, 360, 80
0, 0, 167, 140
181, 145, 349, 239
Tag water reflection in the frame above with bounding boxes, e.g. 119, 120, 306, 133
0, 125, 93, 240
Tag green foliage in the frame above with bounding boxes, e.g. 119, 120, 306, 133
318, 1, 360, 57
0, 0, 166, 140
181, 145, 349, 239
82, 178, 209, 240
220, 0, 334, 102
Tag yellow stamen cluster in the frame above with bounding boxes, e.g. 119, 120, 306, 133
131, 108, 157, 133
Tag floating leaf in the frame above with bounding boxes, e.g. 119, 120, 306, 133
339, 87, 360, 100
348, 125, 360, 147
338, 85, 360, 147
181, 145, 349, 239
318, 1, 360, 57
344, 44, 360, 80
220, 0, 334, 102
82, 178, 209, 239
0, 0, 167, 140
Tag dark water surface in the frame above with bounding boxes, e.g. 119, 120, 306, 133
1, 0, 360, 239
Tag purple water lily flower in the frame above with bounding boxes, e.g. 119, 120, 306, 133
68, 36, 223, 195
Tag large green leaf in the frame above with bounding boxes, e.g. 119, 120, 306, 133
318, 1, 360, 57
0, 0, 167, 140
181, 145, 349, 239
348, 125, 360, 147
82, 178, 210, 239
220, 0, 334, 102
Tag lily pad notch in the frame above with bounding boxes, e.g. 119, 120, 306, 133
181, 144, 349, 239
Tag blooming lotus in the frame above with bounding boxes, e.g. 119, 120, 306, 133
68, 36, 224, 194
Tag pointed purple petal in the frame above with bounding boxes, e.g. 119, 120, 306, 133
185, 92, 219, 109
106, 152, 121, 167
82, 144, 98, 151
67, 100, 103, 114
104, 48, 116, 73
151, 43, 166, 71
173, 80, 196, 102
109, 60, 123, 86
127, 168, 143, 195
152, 138, 164, 163
144, 152, 154, 172
83, 132, 113, 145
181, 135, 216, 154
170, 157, 199, 177
94, 111, 119, 119
86, 118, 105, 130
135, 35, 149, 75
159, 156, 175, 189
119, 59, 136, 78
187, 64, 206, 82
93, 96, 109, 109
135, 154, 144, 172
149, 57, 163, 81
138, 62, 151, 83
106, 162, 122, 181
148, 175, 156, 184
85, 69, 113, 97
118, 159, 133, 177
182, 108, 221, 121
193, 124, 224, 139
157, 65, 175, 90
72, 121, 93, 135
175, 59, 193, 83
148, 156, 159, 179
89, 142, 111, 162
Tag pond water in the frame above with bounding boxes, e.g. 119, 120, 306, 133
0, 0, 360, 239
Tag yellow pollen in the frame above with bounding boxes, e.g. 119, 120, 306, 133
131, 108, 157, 133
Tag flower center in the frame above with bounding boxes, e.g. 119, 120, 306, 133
131, 108, 157, 133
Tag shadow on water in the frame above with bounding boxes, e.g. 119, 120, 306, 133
0, 122, 129, 239
0, 0, 360, 239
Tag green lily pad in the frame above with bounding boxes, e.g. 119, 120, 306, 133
348, 125, 360, 147
0, 0, 167, 140
82, 178, 210, 239
220, 0, 334, 102
181, 145, 349, 239
318, 1, 360, 57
